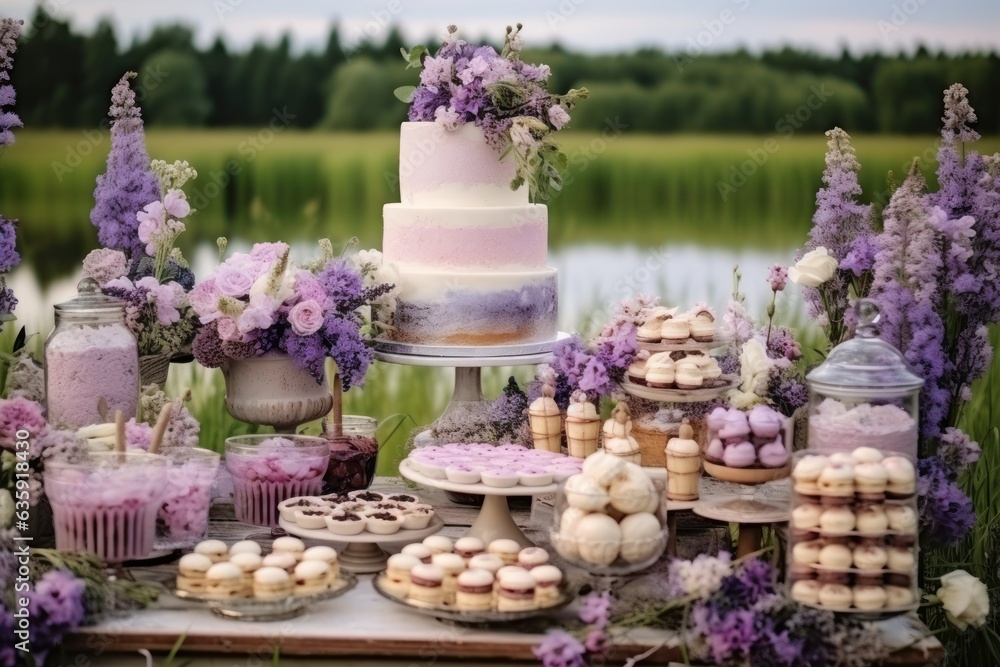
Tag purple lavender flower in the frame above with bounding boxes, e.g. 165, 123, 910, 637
489, 377, 528, 443
192, 321, 227, 368
90, 73, 162, 259
0, 18, 23, 147
840, 234, 878, 277
28, 569, 87, 664
0, 215, 18, 274
281, 329, 327, 383
766, 264, 788, 292
317, 259, 364, 313
323, 314, 373, 391
917, 456, 976, 548
532, 629, 586, 667
937, 427, 981, 471
689, 602, 758, 665
0, 602, 14, 667
578, 591, 612, 629
767, 376, 808, 417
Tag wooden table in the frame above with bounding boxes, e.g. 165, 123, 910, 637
65, 478, 945, 666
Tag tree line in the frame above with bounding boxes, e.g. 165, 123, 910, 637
11, 6, 1000, 134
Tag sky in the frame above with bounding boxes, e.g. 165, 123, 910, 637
5, 0, 1000, 55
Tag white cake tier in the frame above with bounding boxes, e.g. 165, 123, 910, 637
383, 203, 548, 271
399, 122, 528, 208
389, 267, 558, 346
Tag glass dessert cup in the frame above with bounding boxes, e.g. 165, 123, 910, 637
155, 448, 222, 551
225, 435, 329, 528
549, 480, 667, 576
322, 416, 381, 495
45, 451, 167, 562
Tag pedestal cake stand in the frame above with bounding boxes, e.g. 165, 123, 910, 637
278, 515, 444, 574
399, 460, 555, 547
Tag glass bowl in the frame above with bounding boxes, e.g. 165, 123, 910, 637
45, 451, 167, 561
549, 470, 667, 575
155, 448, 221, 550
225, 435, 329, 527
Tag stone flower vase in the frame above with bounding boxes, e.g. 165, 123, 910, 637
222, 352, 334, 433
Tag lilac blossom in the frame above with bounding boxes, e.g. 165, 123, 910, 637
28, 569, 87, 665
0, 215, 18, 274
0, 18, 23, 147
323, 314, 373, 391
90, 72, 162, 259
871, 162, 949, 438
81, 248, 127, 285
918, 456, 976, 548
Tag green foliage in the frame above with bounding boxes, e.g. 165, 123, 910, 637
140, 50, 211, 126
321, 58, 412, 130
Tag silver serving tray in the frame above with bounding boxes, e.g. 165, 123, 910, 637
173, 573, 357, 621
372, 572, 573, 623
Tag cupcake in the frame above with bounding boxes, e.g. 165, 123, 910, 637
253, 566, 293, 600
644, 356, 675, 389
384, 553, 422, 597
206, 563, 245, 599
688, 308, 715, 342
455, 569, 495, 611
660, 313, 691, 342
627, 350, 650, 385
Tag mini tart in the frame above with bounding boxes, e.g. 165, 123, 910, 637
293, 560, 331, 596
295, 507, 332, 530
455, 569, 495, 611
325, 512, 368, 536
386, 493, 420, 504
408, 563, 446, 606
481, 468, 520, 488
365, 510, 403, 535
400, 504, 435, 530
205, 563, 246, 599
194, 539, 229, 563
279, 497, 322, 523
445, 464, 482, 485
253, 566, 293, 600
272, 536, 306, 560
349, 490, 386, 503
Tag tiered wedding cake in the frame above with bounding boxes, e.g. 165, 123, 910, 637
382, 122, 558, 346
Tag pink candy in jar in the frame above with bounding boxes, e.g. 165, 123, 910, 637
706, 405, 789, 469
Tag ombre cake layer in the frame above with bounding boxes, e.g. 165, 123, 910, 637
382, 203, 548, 271
399, 122, 528, 207
391, 269, 558, 345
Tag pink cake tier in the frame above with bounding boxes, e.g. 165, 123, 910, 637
225, 435, 329, 528
45, 452, 166, 562
384, 122, 558, 346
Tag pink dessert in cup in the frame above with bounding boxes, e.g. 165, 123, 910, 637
225, 435, 329, 527
155, 448, 221, 550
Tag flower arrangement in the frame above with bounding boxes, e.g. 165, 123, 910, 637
0, 18, 23, 148
190, 239, 396, 390
722, 266, 808, 416
397, 24, 589, 202
533, 591, 610, 667
86, 73, 200, 358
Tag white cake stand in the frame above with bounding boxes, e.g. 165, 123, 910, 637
278, 515, 444, 574
399, 460, 555, 547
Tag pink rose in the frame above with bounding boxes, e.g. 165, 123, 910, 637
288, 299, 324, 336
0, 397, 49, 451
215, 265, 256, 298
189, 277, 220, 322
216, 317, 241, 342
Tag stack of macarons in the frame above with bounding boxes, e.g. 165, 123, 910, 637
551, 452, 665, 569
177, 537, 343, 600
788, 447, 918, 612
406, 444, 584, 486
379, 535, 565, 613
704, 405, 789, 469
278, 490, 436, 537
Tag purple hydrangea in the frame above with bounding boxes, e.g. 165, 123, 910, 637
90, 73, 162, 259
0, 18, 23, 147
917, 456, 976, 548
317, 259, 364, 313
28, 569, 87, 664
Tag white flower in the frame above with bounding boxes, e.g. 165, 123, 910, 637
508, 119, 537, 150
734, 338, 773, 403
789, 247, 839, 287
434, 105, 462, 131
547, 104, 571, 130
249, 266, 294, 304
938, 570, 989, 631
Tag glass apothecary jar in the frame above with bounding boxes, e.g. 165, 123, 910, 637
44, 278, 139, 428
322, 415, 381, 495
805, 300, 923, 460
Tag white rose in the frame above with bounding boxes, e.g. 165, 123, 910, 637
938, 570, 989, 631
789, 247, 839, 287
729, 338, 773, 409
249, 266, 294, 304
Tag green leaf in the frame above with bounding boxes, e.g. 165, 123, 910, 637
399, 47, 409, 60
393, 86, 416, 103
510, 175, 525, 191
553, 150, 569, 171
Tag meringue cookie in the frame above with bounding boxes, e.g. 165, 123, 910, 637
564, 474, 610, 512
660, 314, 691, 341
747, 405, 783, 438
706, 407, 729, 432
817, 462, 855, 497
853, 544, 888, 570
851, 447, 884, 464
575, 513, 622, 566
855, 504, 888, 534
791, 504, 823, 530
757, 438, 789, 468
818, 543, 853, 569
885, 504, 918, 534
819, 506, 856, 533
792, 455, 829, 495
722, 441, 756, 468
717, 412, 751, 440
608, 466, 657, 515
673, 360, 703, 389
853, 585, 888, 611
582, 451, 626, 486
704, 438, 725, 463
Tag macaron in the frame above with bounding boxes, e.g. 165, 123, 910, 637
467, 553, 505, 575
205, 562, 245, 598
454, 536, 486, 561
194, 539, 229, 563
495, 569, 536, 612
401, 543, 434, 563
272, 536, 306, 560
261, 551, 297, 574
488, 539, 522, 566
253, 566, 292, 600
454, 569, 495, 611
517, 547, 550, 570
229, 540, 263, 556
293, 560, 331, 596
408, 563, 446, 606
423, 535, 454, 555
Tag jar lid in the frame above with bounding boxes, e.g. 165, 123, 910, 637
54, 278, 125, 314
806, 299, 924, 396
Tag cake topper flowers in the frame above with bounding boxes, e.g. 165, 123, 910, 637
396, 24, 589, 202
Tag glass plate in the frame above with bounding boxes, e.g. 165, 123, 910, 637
173, 573, 357, 621
371, 573, 573, 624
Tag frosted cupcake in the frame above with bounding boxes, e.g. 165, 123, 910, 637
225, 435, 329, 527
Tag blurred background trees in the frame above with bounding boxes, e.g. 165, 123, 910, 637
10, 5, 1000, 134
